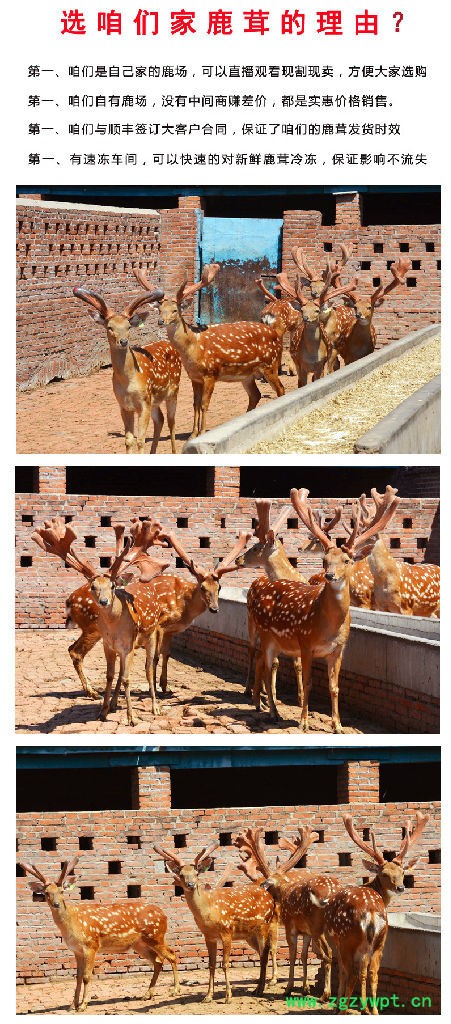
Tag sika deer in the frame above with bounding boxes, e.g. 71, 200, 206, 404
337, 258, 411, 362
146, 264, 285, 437
291, 243, 351, 302
153, 842, 277, 1002
315, 813, 429, 1012
32, 517, 170, 726
257, 276, 299, 375
19, 858, 180, 1012
235, 827, 340, 1001
73, 282, 181, 453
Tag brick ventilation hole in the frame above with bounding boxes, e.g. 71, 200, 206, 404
100, 516, 112, 527
174, 834, 187, 848
127, 836, 142, 849
390, 537, 401, 549
80, 887, 94, 900
383, 850, 396, 862
84, 536, 96, 548
223, 881, 234, 887
412, 261, 421, 270
41, 837, 57, 851
338, 852, 352, 867
287, 518, 298, 529
265, 831, 279, 845
316, 830, 325, 843
64, 515, 73, 523
108, 861, 122, 875
363, 828, 371, 841
400, 242, 410, 252
177, 517, 188, 529
362, 876, 370, 884
429, 849, 441, 864
361, 260, 371, 270
324, 242, 333, 252
407, 278, 417, 288
404, 875, 415, 888
175, 557, 185, 569
220, 517, 226, 529
21, 515, 33, 524
373, 243, 384, 253
219, 833, 232, 846
78, 837, 93, 850
417, 537, 428, 550
372, 277, 381, 287
16, 864, 26, 877
174, 885, 184, 897
425, 242, 435, 252
20, 556, 32, 567
405, 557, 415, 564
403, 517, 413, 529
288, 557, 298, 568
127, 885, 141, 899
100, 556, 111, 568
199, 537, 210, 549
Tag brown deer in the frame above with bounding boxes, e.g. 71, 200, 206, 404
256, 276, 299, 375
249, 486, 396, 729
291, 243, 351, 302
315, 813, 429, 1012
235, 827, 340, 1001
57, 526, 251, 701
153, 842, 278, 1002
19, 858, 180, 1012
149, 264, 285, 437
32, 516, 170, 726
337, 258, 411, 363
275, 268, 358, 385
349, 488, 440, 617
73, 282, 181, 453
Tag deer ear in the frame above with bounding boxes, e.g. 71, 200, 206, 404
362, 858, 378, 873
87, 308, 106, 324
404, 856, 420, 871
129, 310, 151, 327
28, 881, 45, 895
198, 859, 213, 873
116, 571, 136, 587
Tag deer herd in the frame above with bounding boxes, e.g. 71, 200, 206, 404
19, 810, 430, 1012
73, 244, 411, 452
31, 483, 440, 732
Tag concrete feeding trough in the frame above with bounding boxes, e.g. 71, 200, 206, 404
354, 375, 441, 453
183, 324, 440, 455
383, 913, 440, 981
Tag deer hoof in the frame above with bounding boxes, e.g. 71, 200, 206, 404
86, 688, 101, 701
202, 994, 214, 1003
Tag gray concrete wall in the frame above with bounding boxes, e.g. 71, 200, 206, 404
384, 914, 441, 980
355, 375, 441, 454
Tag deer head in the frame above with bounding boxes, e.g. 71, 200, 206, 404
291, 244, 350, 301
346, 259, 411, 324
290, 487, 355, 586
234, 827, 319, 902
343, 812, 429, 897
156, 264, 220, 329
19, 858, 79, 910
340, 486, 401, 560
153, 843, 219, 893
73, 284, 164, 356
236, 500, 292, 568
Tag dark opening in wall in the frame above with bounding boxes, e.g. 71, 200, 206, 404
41, 837, 57, 851
15, 467, 39, 493
174, 834, 187, 848
203, 193, 336, 224
79, 837, 93, 850
108, 861, 122, 874
127, 836, 142, 849
171, 765, 338, 809
128, 885, 141, 898
429, 849, 441, 864
20, 556, 32, 568
65, 466, 213, 497
17, 767, 136, 812
379, 761, 440, 802
239, 467, 411, 499
80, 887, 94, 900
361, 191, 440, 226
16, 864, 26, 877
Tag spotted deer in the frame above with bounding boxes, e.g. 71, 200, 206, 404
347, 487, 440, 617
290, 243, 351, 302
256, 276, 299, 375
249, 486, 396, 729
31, 516, 170, 726
73, 282, 181, 453
315, 813, 429, 1012
139, 263, 285, 437
235, 827, 340, 1000
337, 258, 411, 363
275, 268, 358, 385
19, 858, 180, 1012
153, 842, 278, 1002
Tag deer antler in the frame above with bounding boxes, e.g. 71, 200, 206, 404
122, 288, 164, 319
275, 272, 302, 304
329, 243, 351, 286
320, 276, 359, 308
194, 843, 220, 869
214, 531, 253, 578
233, 829, 271, 880
342, 486, 400, 556
160, 530, 209, 581
276, 827, 320, 872
175, 263, 220, 306
72, 287, 115, 321
153, 844, 185, 872
371, 258, 411, 307
343, 816, 385, 866
291, 247, 316, 282
394, 811, 429, 864
57, 857, 79, 888
256, 278, 276, 302
109, 517, 166, 582
31, 517, 97, 580
290, 488, 341, 552
19, 863, 48, 885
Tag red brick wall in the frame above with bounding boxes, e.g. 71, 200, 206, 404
282, 192, 440, 346
15, 489, 440, 628
16, 199, 161, 389
16, 780, 440, 983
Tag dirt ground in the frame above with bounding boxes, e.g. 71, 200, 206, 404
16, 966, 334, 1015
15, 629, 383, 735
16, 360, 299, 455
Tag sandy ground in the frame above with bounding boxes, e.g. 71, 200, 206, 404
14, 629, 384, 735
250, 337, 441, 455
16, 358, 299, 455
16, 966, 336, 1015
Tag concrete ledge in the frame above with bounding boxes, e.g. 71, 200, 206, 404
183, 323, 441, 454
16, 198, 159, 216
195, 587, 439, 699
354, 374, 441, 454
384, 914, 440, 980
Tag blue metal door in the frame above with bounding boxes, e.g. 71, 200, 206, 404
198, 215, 283, 324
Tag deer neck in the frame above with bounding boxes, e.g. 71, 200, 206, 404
367, 538, 400, 584
96, 592, 127, 629
303, 320, 327, 361
109, 343, 141, 386
318, 573, 351, 623
164, 313, 197, 359
266, 541, 306, 583
365, 875, 392, 909
183, 885, 217, 931
48, 899, 79, 943
176, 580, 209, 626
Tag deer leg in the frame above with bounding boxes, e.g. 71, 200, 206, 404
144, 633, 160, 716
204, 940, 217, 1002
120, 407, 136, 454
242, 376, 262, 412
159, 633, 172, 694
157, 940, 180, 996
266, 917, 279, 987
263, 642, 280, 721
166, 392, 178, 454
293, 656, 304, 712
284, 924, 298, 996
367, 941, 386, 1015
261, 362, 285, 397
199, 376, 216, 435
317, 936, 333, 1002
136, 401, 151, 454
149, 403, 164, 454
300, 934, 311, 994
222, 934, 233, 1003
245, 615, 258, 695
71, 955, 84, 1010
254, 936, 271, 997
78, 947, 97, 1012
300, 651, 313, 732
117, 648, 138, 727
359, 953, 370, 1013
68, 627, 101, 699
326, 649, 343, 734
190, 380, 202, 438
99, 645, 116, 721
253, 650, 264, 710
